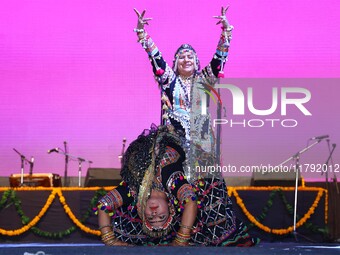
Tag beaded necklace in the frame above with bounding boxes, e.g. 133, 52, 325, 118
179, 75, 193, 104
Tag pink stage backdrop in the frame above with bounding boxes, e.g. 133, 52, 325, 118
1, 0, 339, 182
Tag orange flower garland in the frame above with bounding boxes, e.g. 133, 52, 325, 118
0, 187, 114, 236
229, 186, 328, 235
0, 189, 57, 236
0, 186, 327, 237
55, 189, 101, 236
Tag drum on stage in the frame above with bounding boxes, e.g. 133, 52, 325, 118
9, 173, 62, 187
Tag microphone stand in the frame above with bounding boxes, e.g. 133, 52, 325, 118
118, 138, 127, 170
52, 149, 92, 187
28, 157, 34, 175
13, 148, 31, 186
64, 141, 69, 187
277, 138, 323, 242
216, 87, 222, 166
76, 157, 92, 187
77, 158, 83, 187
325, 140, 338, 194
324, 140, 338, 242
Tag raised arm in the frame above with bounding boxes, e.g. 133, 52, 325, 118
209, 6, 234, 78
133, 8, 175, 86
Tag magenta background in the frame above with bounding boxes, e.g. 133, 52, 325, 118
1, 0, 339, 181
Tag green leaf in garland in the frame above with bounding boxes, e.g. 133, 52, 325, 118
21, 216, 30, 225
2, 188, 128, 239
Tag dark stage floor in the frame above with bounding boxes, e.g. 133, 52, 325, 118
0, 242, 339, 255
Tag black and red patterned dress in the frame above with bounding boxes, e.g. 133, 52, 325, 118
95, 127, 258, 246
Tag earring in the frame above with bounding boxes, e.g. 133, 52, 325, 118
194, 59, 198, 71
173, 58, 179, 73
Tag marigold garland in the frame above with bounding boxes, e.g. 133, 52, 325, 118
0, 187, 112, 237
0, 189, 57, 236
0, 186, 328, 238
55, 189, 100, 236
229, 186, 327, 235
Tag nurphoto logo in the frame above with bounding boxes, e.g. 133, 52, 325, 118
200, 82, 312, 128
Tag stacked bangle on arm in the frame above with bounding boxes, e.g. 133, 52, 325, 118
222, 25, 234, 41
101, 231, 118, 246
179, 224, 193, 231
174, 224, 193, 246
133, 28, 146, 41
99, 224, 118, 246
133, 28, 144, 33
174, 231, 191, 246
98, 224, 112, 231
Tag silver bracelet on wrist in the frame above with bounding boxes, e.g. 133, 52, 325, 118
133, 28, 145, 33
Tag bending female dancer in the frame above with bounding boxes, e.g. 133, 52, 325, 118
96, 125, 258, 246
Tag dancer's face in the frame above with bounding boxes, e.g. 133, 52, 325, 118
144, 191, 170, 228
177, 51, 195, 77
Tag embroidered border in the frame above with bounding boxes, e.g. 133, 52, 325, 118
177, 183, 196, 203
98, 188, 123, 210
159, 146, 180, 168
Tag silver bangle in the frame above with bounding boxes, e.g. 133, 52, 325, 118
133, 28, 144, 33
226, 25, 234, 32
98, 224, 112, 230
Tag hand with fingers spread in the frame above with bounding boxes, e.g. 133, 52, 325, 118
134, 8, 152, 31
213, 6, 232, 30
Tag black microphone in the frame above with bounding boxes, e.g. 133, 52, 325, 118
47, 148, 59, 154
310, 135, 329, 140
119, 138, 127, 162
64, 141, 68, 153
122, 138, 127, 150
